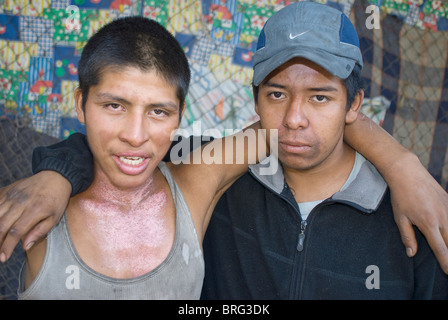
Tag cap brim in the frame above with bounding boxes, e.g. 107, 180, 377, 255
252, 47, 356, 86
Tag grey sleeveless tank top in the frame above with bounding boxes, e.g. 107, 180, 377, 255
18, 162, 204, 299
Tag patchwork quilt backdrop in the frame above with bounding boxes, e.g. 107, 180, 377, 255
1, 0, 448, 299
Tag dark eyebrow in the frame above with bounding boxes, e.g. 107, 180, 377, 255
261, 82, 338, 93
261, 81, 286, 89
94, 92, 131, 105
93, 92, 178, 109
309, 86, 339, 92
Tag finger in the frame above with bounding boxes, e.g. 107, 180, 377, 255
424, 227, 448, 274
0, 210, 36, 262
22, 217, 58, 251
0, 182, 30, 247
0, 203, 50, 262
0, 226, 24, 263
394, 215, 418, 257
437, 215, 448, 274
0, 201, 23, 253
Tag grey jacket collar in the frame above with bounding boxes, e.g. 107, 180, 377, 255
248, 154, 387, 213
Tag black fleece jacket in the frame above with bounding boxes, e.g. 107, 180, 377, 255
201, 160, 448, 299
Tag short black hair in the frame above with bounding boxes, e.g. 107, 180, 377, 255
78, 16, 190, 114
252, 63, 364, 110
342, 64, 364, 110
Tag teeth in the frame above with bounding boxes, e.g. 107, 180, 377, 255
119, 156, 144, 166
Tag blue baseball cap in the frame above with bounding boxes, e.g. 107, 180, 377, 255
252, 2, 363, 86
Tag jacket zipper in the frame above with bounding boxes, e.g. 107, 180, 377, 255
293, 201, 337, 299
296, 220, 307, 252
295, 200, 334, 252
292, 209, 316, 299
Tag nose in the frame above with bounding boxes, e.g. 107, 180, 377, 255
118, 111, 150, 147
283, 98, 309, 130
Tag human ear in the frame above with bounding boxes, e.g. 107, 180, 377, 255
74, 88, 86, 125
345, 90, 364, 125
254, 101, 260, 116
252, 85, 260, 116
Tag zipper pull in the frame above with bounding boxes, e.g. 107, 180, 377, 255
297, 220, 307, 252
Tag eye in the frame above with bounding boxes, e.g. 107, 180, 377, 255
152, 108, 169, 116
312, 95, 329, 103
104, 103, 124, 111
268, 91, 285, 100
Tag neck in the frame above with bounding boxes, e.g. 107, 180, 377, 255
92, 177, 154, 209
66, 166, 173, 279
283, 143, 356, 203
73, 168, 163, 215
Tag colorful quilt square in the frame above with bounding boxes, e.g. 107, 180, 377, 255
0, 15, 20, 40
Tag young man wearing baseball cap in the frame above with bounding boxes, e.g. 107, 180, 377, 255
200, 2, 448, 299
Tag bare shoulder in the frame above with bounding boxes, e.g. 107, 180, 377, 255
166, 162, 218, 239
165, 124, 264, 238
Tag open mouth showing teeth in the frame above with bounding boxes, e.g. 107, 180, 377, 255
119, 156, 145, 166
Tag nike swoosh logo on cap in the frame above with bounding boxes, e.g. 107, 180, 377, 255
289, 30, 309, 39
